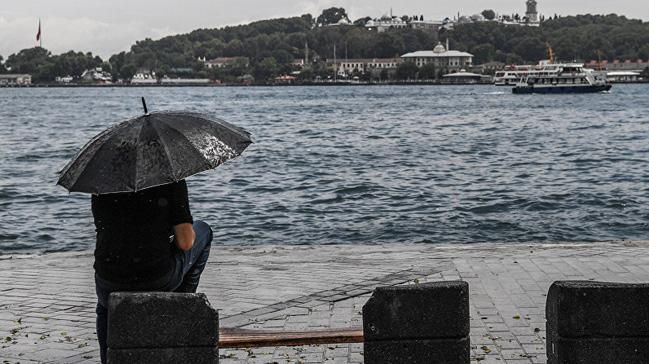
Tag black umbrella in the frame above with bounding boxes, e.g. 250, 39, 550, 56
57, 98, 252, 194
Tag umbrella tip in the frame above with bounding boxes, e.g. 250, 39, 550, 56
141, 97, 149, 116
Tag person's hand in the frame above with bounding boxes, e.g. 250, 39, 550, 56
173, 223, 195, 251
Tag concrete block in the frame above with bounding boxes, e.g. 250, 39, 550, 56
107, 292, 219, 349
547, 281, 649, 337
549, 337, 649, 364
108, 347, 219, 363
363, 281, 469, 364
363, 281, 469, 341
547, 281, 649, 364
364, 337, 470, 364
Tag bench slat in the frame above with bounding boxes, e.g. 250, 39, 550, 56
219, 327, 364, 348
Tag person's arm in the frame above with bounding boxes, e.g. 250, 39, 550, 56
169, 180, 195, 251
173, 223, 196, 251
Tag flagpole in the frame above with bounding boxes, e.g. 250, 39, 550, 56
36, 18, 42, 48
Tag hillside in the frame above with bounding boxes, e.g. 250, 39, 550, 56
2, 10, 649, 82
452, 14, 649, 64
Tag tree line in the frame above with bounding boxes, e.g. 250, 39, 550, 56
451, 14, 649, 65
1, 10, 648, 83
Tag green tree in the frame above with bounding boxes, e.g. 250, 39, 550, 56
471, 43, 496, 64
353, 17, 371, 27
0, 56, 5, 73
6, 47, 51, 75
109, 51, 127, 80
100, 61, 112, 74
379, 68, 389, 81
254, 57, 280, 81
298, 68, 313, 80
482, 10, 496, 21
50, 51, 103, 77
120, 64, 137, 80
418, 63, 436, 79
396, 61, 418, 80
271, 49, 294, 64
374, 32, 405, 58
316, 7, 349, 26
512, 37, 546, 62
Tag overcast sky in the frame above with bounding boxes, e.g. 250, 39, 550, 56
1, 0, 647, 59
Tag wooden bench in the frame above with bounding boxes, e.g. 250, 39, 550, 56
107, 281, 470, 363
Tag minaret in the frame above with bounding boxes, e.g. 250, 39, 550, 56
526, 0, 538, 22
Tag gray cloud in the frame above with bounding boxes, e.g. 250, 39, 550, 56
1, 0, 647, 59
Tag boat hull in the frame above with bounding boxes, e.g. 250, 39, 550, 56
512, 84, 612, 94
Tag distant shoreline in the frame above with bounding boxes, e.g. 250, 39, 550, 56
2, 81, 491, 88
2, 81, 648, 88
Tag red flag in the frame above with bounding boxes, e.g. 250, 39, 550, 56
36, 19, 41, 42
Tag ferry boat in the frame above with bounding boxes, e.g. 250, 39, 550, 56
494, 66, 540, 86
511, 45, 611, 94
512, 62, 611, 94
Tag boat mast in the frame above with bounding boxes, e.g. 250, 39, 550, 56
596, 50, 603, 71
546, 42, 555, 64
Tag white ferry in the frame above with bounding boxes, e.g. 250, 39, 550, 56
512, 62, 611, 94
494, 66, 540, 86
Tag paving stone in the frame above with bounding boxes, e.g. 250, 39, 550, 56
2, 242, 649, 363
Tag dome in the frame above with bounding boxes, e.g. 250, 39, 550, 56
433, 42, 446, 53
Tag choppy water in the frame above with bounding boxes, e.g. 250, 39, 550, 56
1, 85, 648, 253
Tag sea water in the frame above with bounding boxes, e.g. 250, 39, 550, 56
1, 85, 648, 253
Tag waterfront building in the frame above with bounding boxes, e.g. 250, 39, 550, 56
401, 42, 473, 72
365, 1, 541, 32
80, 68, 113, 84
364, 12, 450, 32
55, 75, 74, 84
365, 15, 408, 32
160, 77, 211, 85
478, 61, 507, 73
130, 71, 157, 85
585, 59, 649, 83
606, 71, 642, 83
0, 74, 32, 86
526, 0, 539, 23
203, 57, 249, 69
291, 59, 306, 69
409, 18, 445, 32
442, 70, 490, 84
169, 67, 193, 74
274, 75, 297, 84
481, 1, 541, 27
327, 18, 353, 27
333, 58, 402, 77
585, 59, 649, 72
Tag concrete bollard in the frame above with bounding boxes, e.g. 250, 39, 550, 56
107, 292, 219, 364
362, 281, 470, 364
547, 281, 649, 364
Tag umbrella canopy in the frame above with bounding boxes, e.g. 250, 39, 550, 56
57, 105, 252, 194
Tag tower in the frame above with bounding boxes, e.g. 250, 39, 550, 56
526, 0, 538, 22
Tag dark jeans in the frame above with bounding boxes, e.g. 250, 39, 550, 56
95, 220, 213, 364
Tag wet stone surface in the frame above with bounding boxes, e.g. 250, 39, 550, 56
1, 241, 649, 363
